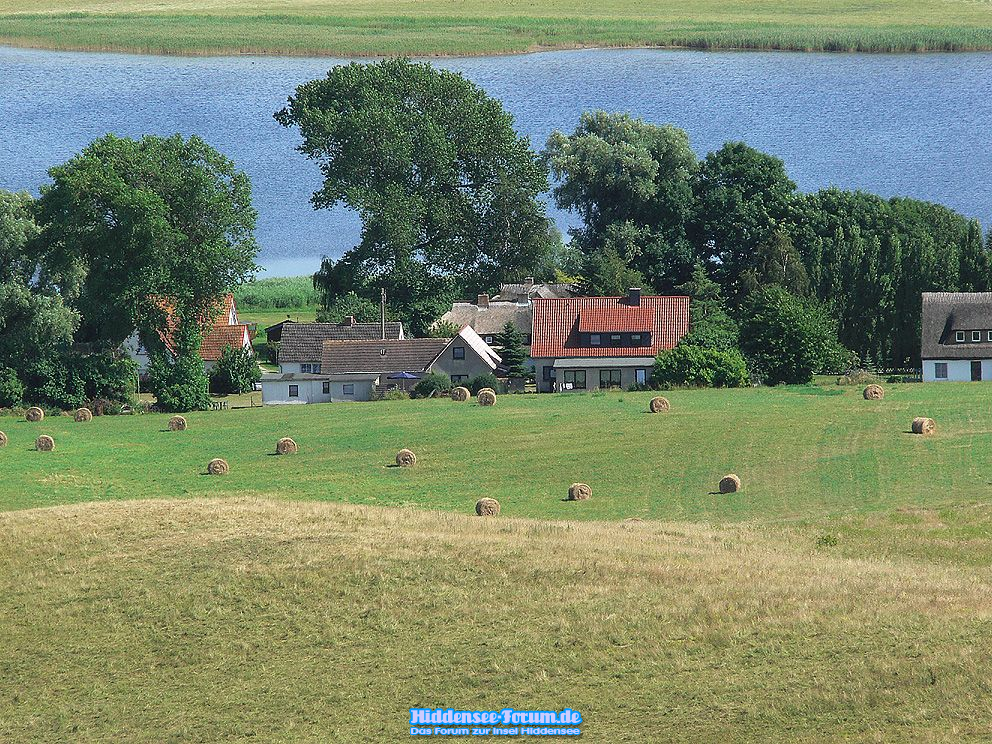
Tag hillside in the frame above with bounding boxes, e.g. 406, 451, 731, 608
1, 0, 992, 56
3, 497, 992, 741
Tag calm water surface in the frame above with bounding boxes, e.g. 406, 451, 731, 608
2, 46, 990, 275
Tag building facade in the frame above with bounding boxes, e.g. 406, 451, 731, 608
921, 292, 992, 382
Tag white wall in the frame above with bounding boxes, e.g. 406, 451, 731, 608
922, 359, 992, 382
262, 378, 376, 404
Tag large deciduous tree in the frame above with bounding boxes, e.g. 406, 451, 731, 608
275, 59, 559, 334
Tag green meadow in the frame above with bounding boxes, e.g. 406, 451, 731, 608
4, 384, 992, 740
1, 0, 992, 56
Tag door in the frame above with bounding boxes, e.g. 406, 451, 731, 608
971, 360, 982, 381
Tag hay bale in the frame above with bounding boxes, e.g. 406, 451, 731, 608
168, 415, 187, 432
74, 407, 93, 422
719, 474, 742, 494
396, 448, 417, 467
912, 417, 936, 435
863, 384, 884, 400
477, 389, 497, 407
35, 435, 55, 452
0, 431, 7, 448
649, 396, 670, 413
450, 386, 471, 402
568, 482, 592, 501
207, 458, 229, 475
475, 497, 500, 517
25, 407, 44, 423
276, 437, 298, 455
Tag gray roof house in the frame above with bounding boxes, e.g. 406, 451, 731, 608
439, 293, 533, 346
278, 317, 405, 374
493, 277, 576, 303
921, 292, 992, 382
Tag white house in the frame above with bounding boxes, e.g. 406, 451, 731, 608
260, 372, 382, 404
921, 292, 992, 382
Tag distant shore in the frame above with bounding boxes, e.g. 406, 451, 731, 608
2, 3, 992, 59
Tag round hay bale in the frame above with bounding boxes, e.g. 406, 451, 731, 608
568, 482, 592, 501
25, 407, 44, 423
912, 417, 936, 435
207, 458, 229, 475
168, 415, 187, 432
863, 384, 884, 401
35, 435, 55, 452
396, 448, 417, 467
74, 407, 93, 422
0, 431, 7, 448
276, 437, 298, 455
719, 474, 742, 494
450, 386, 471, 402
475, 497, 500, 517
477, 389, 497, 407
649, 396, 670, 413
478, 387, 496, 396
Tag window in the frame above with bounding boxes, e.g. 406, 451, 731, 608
300, 364, 312, 373
313, 364, 321, 374
631, 334, 642, 344
342, 383, 355, 396
974, 331, 982, 342
562, 369, 586, 389
610, 334, 622, 346
322, 381, 330, 395
542, 366, 555, 382
289, 385, 299, 397
451, 374, 468, 383
988, 331, 992, 342
484, 336, 494, 344
956, 331, 965, 342
635, 368, 647, 385
452, 346, 465, 360
934, 362, 948, 380
524, 334, 532, 344
590, 334, 601, 346
599, 369, 622, 389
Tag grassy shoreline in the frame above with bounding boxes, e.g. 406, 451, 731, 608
2, 3, 992, 58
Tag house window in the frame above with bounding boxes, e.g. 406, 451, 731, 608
342, 383, 355, 396
988, 331, 992, 342
934, 362, 948, 380
542, 366, 555, 382
524, 335, 532, 344
313, 364, 321, 374
301, 364, 312, 373
289, 385, 299, 397
453, 346, 465, 359
484, 336, 494, 344
610, 334, 622, 346
322, 381, 330, 394
590, 334, 601, 346
599, 369, 622, 389
562, 370, 586, 389
956, 331, 965, 342
631, 334, 642, 344
636, 368, 647, 385
451, 374, 468, 383
973, 331, 982, 342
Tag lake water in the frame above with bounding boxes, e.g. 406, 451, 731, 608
2, 46, 991, 276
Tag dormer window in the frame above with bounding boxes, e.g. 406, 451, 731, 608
610, 334, 622, 345
631, 334, 642, 344
974, 331, 982, 342
956, 331, 965, 342
987, 331, 992, 342
590, 334, 601, 346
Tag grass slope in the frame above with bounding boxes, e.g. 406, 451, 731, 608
1, 0, 992, 56
3, 497, 992, 742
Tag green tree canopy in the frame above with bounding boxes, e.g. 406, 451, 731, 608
494, 321, 529, 379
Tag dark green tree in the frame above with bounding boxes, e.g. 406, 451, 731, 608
494, 321, 530, 379
314, 290, 381, 324
675, 262, 739, 351
209, 344, 261, 395
277, 59, 559, 332
652, 344, 749, 388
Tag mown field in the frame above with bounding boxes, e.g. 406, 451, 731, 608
4, 383, 992, 740
1, 0, 992, 56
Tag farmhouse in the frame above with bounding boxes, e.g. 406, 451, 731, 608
261, 326, 500, 404
124, 293, 253, 375
921, 292, 992, 381
531, 289, 690, 392
277, 317, 405, 374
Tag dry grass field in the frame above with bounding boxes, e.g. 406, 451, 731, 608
1, 0, 992, 56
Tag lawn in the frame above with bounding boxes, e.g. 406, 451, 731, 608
4, 383, 992, 741
1, 0, 992, 56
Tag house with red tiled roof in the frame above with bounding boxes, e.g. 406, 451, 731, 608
124, 293, 253, 376
531, 288, 690, 392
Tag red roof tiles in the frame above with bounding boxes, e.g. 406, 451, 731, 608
200, 324, 251, 362
531, 296, 690, 359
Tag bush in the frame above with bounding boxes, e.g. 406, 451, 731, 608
413, 372, 452, 398
467, 373, 505, 395
147, 353, 211, 412
209, 345, 260, 395
0, 366, 24, 408
381, 390, 411, 401
652, 344, 749, 389
22, 352, 136, 410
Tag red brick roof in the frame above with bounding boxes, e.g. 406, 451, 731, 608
199, 324, 251, 362
531, 296, 690, 359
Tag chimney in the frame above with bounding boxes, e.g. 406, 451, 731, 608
344, 315, 356, 326
380, 288, 387, 340
523, 277, 534, 289
627, 287, 641, 307
477, 293, 490, 309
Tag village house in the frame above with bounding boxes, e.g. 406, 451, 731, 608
261, 325, 500, 404
124, 293, 253, 376
531, 289, 690, 392
276, 317, 405, 374
921, 292, 992, 381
